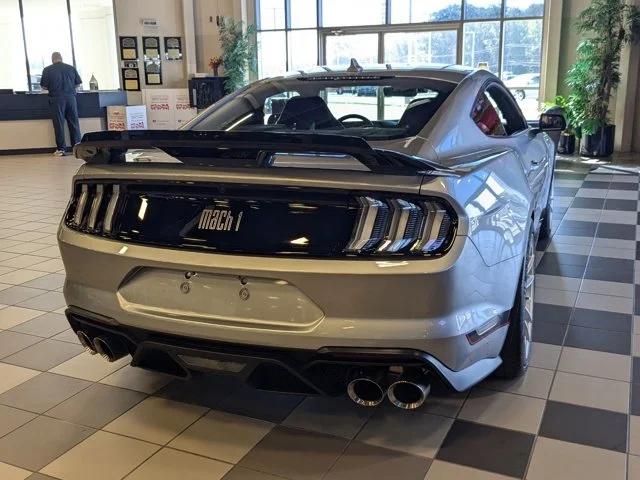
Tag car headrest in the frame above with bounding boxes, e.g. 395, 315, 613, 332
397, 99, 440, 135
276, 96, 342, 130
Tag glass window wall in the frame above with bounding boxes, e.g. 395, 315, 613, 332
0, 0, 118, 92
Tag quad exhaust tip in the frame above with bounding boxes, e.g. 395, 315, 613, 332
387, 380, 431, 410
347, 378, 386, 407
76, 331, 96, 355
93, 336, 128, 363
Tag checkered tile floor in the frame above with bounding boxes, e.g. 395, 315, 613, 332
0, 154, 640, 480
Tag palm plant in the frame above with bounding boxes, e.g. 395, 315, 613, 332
567, 0, 640, 136
219, 17, 257, 93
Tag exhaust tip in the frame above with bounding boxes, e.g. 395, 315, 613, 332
93, 336, 128, 363
347, 378, 385, 407
93, 337, 114, 361
388, 381, 430, 410
77, 331, 96, 355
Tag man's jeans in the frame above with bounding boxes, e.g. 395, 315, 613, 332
49, 95, 82, 150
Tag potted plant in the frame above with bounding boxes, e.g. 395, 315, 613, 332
209, 56, 223, 77
566, 0, 640, 157
546, 95, 578, 155
218, 17, 257, 93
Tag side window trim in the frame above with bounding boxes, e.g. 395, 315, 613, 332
486, 82, 528, 134
471, 80, 528, 138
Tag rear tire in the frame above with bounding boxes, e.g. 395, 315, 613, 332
494, 230, 535, 379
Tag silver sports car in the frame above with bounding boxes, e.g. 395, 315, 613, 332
59, 64, 564, 410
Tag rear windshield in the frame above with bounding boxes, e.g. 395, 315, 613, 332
185, 76, 457, 140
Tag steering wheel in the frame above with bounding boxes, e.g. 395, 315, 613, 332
338, 114, 374, 127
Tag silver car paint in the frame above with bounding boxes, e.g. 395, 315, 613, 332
58, 66, 555, 389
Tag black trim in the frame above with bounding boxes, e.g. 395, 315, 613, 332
0, 147, 62, 156
74, 129, 440, 174
65, 306, 447, 395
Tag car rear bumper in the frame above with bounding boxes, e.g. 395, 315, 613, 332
58, 224, 521, 388
66, 307, 502, 393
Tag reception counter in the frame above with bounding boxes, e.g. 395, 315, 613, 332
0, 90, 127, 154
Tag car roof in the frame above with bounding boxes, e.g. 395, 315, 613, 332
278, 63, 483, 84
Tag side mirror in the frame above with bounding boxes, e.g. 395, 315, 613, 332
539, 112, 566, 131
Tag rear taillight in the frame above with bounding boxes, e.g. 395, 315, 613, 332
345, 196, 456, 256
66, 183, 120, 234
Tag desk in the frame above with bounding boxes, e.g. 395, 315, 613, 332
0, 91, 127, 154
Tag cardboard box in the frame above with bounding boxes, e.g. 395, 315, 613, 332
143, 89, 198, 130
107, 105, 148, 131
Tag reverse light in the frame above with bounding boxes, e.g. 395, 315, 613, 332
346, 196, 455, 256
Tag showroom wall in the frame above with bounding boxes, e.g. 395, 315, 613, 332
194, 0, 248, 74
114, 0, 188, 89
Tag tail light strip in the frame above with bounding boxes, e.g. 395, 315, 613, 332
67, 183, 120, 234
345, 196, 455, 256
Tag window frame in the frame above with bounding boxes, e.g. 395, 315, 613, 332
2, 0, 119, 92
254, 0, 547, 120
471, 80, 529, 137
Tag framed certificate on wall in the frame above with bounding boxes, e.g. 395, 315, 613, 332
119, 36, 138, 61
144, 60, 162, 85
164, 37, 182, 61
142, 36, 161, 60
121, 67, 140, 91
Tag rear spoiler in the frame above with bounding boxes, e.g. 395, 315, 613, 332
73, 130, 450, 175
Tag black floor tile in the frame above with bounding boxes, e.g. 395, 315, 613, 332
554, 187, 580, 197
581, 181, 610, 189
571, 197, 605, 209
532, 321, 567, 345
436, 420, 535, 478
238, 426, 349, 480
535, 304, 573, 325
635, 286, 640, 315
536, 253, 589, 278
636, 242, 640, 261
583, 257, 634, 283
596, 223, 637, 240
633, 357, 640, 384
555, 172, 586, 180
539, 401, 627, 452
564, 325, 631, 355
569, 308, 631, 333
632, 384, 640, 416
604, 199, 638, 211
323, 441, 431, 480
609, 182, 638, 190
555, 220, 598, 237
222, 467, 286, 480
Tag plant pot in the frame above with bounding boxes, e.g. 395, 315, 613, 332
580, 124, 615, 157
557, 132, 576, 155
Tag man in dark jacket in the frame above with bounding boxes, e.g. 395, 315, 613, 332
40, 52, 83, 156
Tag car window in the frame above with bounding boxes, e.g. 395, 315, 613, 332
472, 93, 507, 137
186, 76, 456, 141
472, 83, 528, 136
